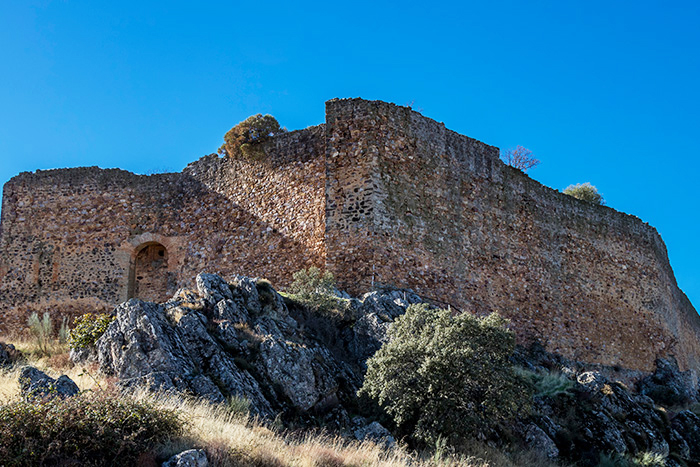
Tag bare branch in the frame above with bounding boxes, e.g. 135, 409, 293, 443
501, 146, 540, 172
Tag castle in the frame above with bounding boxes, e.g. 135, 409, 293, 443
1, 98, 698, 374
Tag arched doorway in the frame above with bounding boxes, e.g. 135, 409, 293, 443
128, 242, 171, 302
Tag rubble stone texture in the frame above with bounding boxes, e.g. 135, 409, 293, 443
1, 98, 698, 374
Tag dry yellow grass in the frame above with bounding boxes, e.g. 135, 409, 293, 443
133, 388, 549, 467
0, 335, 102, 403
135, 389, 418, 467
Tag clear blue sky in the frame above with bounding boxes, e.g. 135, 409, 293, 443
1, 1, 699, 308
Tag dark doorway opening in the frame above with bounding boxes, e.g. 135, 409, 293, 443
128, 242, 170, 302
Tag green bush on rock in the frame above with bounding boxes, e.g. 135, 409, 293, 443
284, 267, 351, 321
68, 313, 115, 349
359, 304, 531, 446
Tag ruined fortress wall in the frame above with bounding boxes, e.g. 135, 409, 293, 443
0, 168, 181, 330
326, 98, 700, 373
0, 126, 327, 333
324, 100, 385, 284
2, 97, 698, 375
183, 125, 327, 264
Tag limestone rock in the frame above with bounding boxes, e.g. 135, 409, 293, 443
95, 273, 385, 418
353, 419, 396, 448
196, 273, 233, 305
512, 345, 700, 465
69, 346, 97, 365
346, 288, 423, 368
577, 371, 608, 393
19, 366, 79, 402
358, 289, 422, 321
257, 335, 339, 411
163, 449, 208, 467
525, 423, 559, 458
96, 298, 273, 415
671, 411, 700, 461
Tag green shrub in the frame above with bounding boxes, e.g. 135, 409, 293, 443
68, 313, 115, 350
359, 304, 531, 446
516, 368, 574, 398
284, 267, 351, 319
0, 390, 181, 466
27, 312, 53, 356
218, 114, 285, 160
563, 182, 604, 205
227, 395, 251, 416
288, 267, 335, 298
255, 278, 276, 308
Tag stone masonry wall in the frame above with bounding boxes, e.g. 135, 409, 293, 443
1, 97, 698, 376
0, 126, 326, 333
324, 98, 700, 373
184, 125, 327, 261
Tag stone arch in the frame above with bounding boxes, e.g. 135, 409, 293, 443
128, 241, 171, 302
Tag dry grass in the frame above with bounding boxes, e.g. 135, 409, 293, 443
0, 335, 102, 404
138, 389, 411, 466
4, 332, 68, 358
133, 388, 538, 467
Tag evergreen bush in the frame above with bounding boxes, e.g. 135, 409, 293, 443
359, 304, 531, 446
563, 182, 604, 205
285, 267, 350, 320
68, 313, 115, 349
0, 390, 181, 465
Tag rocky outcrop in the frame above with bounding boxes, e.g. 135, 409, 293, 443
91, 271, 700, 464
519, 349, 700, 466
286, 288, 423, 374
637, 357, 698, 407
19, 366, 79, 402
0, 342, 22, 367
96, 273, 412, 421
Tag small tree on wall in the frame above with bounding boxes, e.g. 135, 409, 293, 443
563, 182, 604, 205
218, 114, 286, 160
501, 145, 540, 172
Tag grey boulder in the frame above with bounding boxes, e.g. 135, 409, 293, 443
19, 366, 79, 402
163, 449, 208, 467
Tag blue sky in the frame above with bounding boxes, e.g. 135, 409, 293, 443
1, 1, 699, 308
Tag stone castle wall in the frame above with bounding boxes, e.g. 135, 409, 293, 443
1, 97, 698, 374
323, 98, 700, 373
0, 127, 326, 331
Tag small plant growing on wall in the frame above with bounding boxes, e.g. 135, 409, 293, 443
563, 182, 605, 205
501, 145, 540, 172
218, 114, 286, 160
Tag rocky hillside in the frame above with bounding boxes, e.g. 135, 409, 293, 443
76, 273, 700, 466
76, 273, 420, 441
